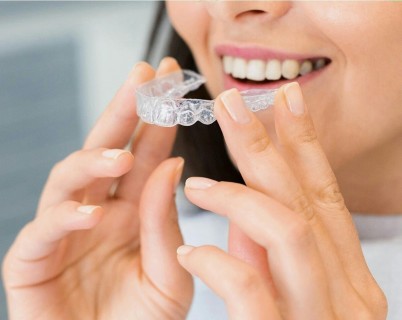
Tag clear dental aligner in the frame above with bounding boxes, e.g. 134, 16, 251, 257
135, 69, 278, 127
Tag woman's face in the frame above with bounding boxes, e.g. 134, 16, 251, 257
166, 1, 402, 171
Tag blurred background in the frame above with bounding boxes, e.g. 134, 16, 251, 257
0, 1, 162, 316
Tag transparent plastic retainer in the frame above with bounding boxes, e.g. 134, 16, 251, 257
135, 69, 278, 127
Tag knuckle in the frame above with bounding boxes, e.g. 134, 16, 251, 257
288, 193, 314, 221
49, 160, 64, 179
295, 124, 318, 145
367, 287, 388, 318
49, 151, 80, 180
347, 299, 383, 320
245, 125, 272, 155
2, 222, 33, 275
374, 294, 388, 318
351, 307, 375, 320
314, 179, 346, 211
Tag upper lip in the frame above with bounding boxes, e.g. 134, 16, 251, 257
215, 44, 326, 61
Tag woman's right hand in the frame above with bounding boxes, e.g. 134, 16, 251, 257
2, 57, 193, 320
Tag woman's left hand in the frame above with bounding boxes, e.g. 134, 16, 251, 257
177, 83, 387, 319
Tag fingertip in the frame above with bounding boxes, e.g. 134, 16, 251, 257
273, 84, 287, 107
107, 151, 134, 177
159, 56, 179, 67
76, 205, 101, 215
176, 245, 196, 271
283, 82, 305, 116
148, 157, 185, 192
215, 88, 254, 127
128, 61, 156, 86
214, 88, 240, 113
129, 61, 153, 75
275, 82, 308, 117
177, 245, 195, 256
68, 204, 103, 230
176, 245, 222, 271
101, 149, 131, 160
173, 157, 185, 188
157, 56, 181, 75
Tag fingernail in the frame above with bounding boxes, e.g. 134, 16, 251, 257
77, 205, 99, 215
174, 157, 185, 188
185, 177, 217, 190
284, 82, 305, 116
220, 89, 251, 124
128, 62, 149, 85
128, 61, 146, 77
177, 245, 195, 255
102, 149, 130, 160
158, 56, 177, 69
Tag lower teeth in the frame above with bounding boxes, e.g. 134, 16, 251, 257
235, 76, 297, 84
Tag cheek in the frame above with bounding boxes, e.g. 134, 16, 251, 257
166, 2, 209, 55
166, 2, 222, 97
302, 3, 402, 167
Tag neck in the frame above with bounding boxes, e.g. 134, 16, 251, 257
337, 136, 402, 215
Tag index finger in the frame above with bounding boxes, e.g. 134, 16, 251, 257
274, 82, 371, 289
83, 62, 155, 150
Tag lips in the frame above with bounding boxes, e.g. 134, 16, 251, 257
215, 44, 331, 90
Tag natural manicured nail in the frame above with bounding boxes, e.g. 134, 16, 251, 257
284, 82, 305, 116
174, 157, 185, 188
221, 89, 251, 124
177, 245, 195, 256
77, 205, 99, 215
102, 149, 130, 160
185, 177, 217, 190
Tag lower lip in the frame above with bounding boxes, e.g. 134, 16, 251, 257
223, 65, 329, 91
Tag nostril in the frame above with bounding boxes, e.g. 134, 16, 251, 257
235, 9, 270, 22
249, 10, 266, 15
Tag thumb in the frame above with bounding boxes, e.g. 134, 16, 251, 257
139, 157, 193, 302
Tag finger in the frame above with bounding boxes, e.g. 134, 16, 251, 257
214, 89, 309, 217
78, 62, 154, 203
185, 179, 334, 318
115, 57, 180, 202
214, 89, 309, 288
83, 62, 155, 150
214, 88, 366, 296
38, 148, 133, 212
139, 157, 193, 305
177, 245, 280, 320
4, 202, 102, 287
273, 82, 370, 284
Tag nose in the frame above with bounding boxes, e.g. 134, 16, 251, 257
205, 1, 292, 23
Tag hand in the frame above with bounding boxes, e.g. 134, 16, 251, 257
2, 58, 193, 320
177, 84, 387, 319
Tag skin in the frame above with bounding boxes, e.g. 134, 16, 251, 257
165, 1, 398, 318
2, 2, 401, 319
3, 59, 194, 320
166, 1, 402, 214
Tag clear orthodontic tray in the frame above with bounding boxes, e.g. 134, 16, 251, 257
135, 69, 278, 127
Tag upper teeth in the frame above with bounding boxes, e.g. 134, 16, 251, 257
223, 56, 326, 81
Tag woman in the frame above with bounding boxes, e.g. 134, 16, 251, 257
3, 2, 402, 319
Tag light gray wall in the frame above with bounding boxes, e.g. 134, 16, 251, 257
0, 2, 157, 317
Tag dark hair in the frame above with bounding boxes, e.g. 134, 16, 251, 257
145, 2, 243, 184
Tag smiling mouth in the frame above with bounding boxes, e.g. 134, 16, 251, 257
222, 55, 331, 84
